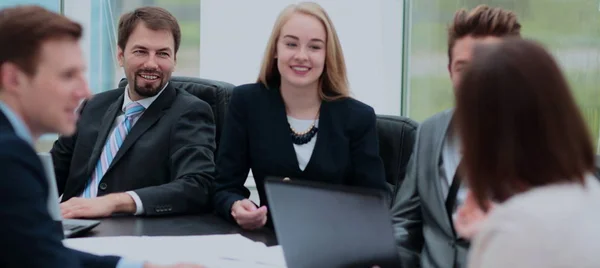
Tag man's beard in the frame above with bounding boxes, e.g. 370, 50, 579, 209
133, 70, 166, 97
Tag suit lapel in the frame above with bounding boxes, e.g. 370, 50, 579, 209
105, 85, 176, 174
271, 89, 304, 174
86, 95, 122, 176
427, 110, 455, 234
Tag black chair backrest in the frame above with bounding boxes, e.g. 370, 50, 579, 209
118, 76, 234, 148
376, 115, 418, 199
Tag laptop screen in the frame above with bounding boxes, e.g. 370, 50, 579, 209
264, 178, 401, 268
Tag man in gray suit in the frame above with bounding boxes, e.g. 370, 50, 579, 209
391, 5, 522, 268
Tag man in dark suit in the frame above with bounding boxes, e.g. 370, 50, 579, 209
50, 7, 216, 219
0, 5, 202, 268
390, 6, 522, 268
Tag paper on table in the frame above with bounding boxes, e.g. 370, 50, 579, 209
256, 246, 286, 267
63, 234, 286, 268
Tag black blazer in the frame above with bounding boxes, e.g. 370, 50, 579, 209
213, 83, 389, 224
0, 112, 120, 267
51, 83, 217, 215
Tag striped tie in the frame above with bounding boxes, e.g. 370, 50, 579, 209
81, 102, 145, 198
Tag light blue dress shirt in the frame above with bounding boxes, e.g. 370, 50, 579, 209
0, 101, 144, 268
0, 101, 33, 144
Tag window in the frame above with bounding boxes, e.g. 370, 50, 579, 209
403, 0, 600, 149
0, 0, 60, 11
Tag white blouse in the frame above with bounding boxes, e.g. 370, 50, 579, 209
287, 116, 319, 171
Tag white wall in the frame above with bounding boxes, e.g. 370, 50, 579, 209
200, 0, 404, 116
381, 0, 404, 114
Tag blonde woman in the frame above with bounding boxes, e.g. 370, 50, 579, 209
212, 2, 388, 230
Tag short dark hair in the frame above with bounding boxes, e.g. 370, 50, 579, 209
0, 5, 82, 76
455, 38, 595, 210
117, 6, 181, 54
448, 5, 521, 64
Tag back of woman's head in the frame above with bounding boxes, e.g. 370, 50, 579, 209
455, 38, 595, 209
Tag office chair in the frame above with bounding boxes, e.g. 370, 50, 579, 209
375, 115, 418, 205
118, 76, 234, 149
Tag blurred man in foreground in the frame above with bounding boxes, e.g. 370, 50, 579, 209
0, 5, 202, 268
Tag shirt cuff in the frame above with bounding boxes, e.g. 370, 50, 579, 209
126, 191, 145, 215
116, 258, 145, 268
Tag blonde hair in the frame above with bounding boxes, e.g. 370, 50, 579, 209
257, 2, 349, 101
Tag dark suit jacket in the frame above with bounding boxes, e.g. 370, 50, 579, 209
391, 109, 469, 268
213, 82, 389, 225
51, 83, 216, 215
0, 112, 120, 268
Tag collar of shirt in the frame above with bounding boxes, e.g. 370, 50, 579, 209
0, 100, 34, 145
122, 82, 169, 112
442, 127, 463, 184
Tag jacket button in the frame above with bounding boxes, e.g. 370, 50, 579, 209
99, 183, 107, 190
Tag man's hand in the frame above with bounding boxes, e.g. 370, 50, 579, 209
144, 262, 205, 268
231, 199, 268, 230
60, 193, 136, 219
453, 190, 494, 240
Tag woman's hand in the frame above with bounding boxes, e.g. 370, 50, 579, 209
231, 199, 268, 230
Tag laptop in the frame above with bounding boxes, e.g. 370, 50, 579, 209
264, 178, 402, 268
38, 152, 100, 238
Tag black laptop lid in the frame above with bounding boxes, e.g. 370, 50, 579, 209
264, 178, 402, 268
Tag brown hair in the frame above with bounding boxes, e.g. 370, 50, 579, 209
257, 2, 349, 101
0, 5, 82, 76
117, 6, 181, 55
448, 5, 521, 64
455, 38, 595, 210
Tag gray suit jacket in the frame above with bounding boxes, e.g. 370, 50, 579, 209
391, 109, 469, 268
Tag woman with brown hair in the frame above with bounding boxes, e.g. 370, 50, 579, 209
453, 38, 600, 267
